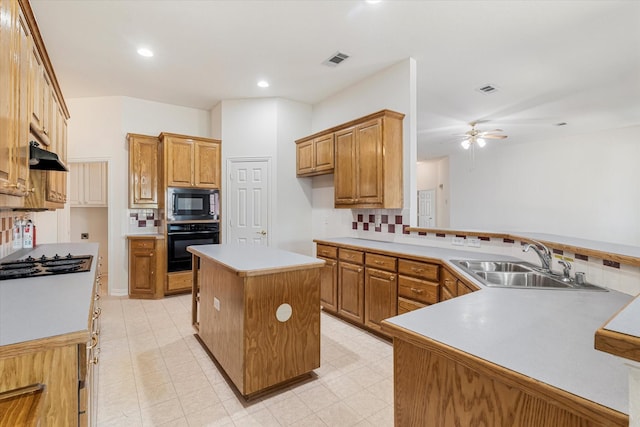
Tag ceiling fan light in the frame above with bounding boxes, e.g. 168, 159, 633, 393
477, 138, 486, 147
461, 140, 471, 150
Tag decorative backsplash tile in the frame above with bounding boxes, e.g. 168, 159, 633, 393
0, 211, 32, 259
128, 209, 160, 232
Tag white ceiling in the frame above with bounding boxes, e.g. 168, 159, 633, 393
30, 0, 640, 161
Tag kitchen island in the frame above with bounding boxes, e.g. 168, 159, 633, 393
187, 244, 324, 398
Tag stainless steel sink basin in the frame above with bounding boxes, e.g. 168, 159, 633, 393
452, 259, 607, 291
456, 260, 535, 273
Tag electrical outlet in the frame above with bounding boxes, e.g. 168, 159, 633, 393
81, 233, 89, 240
129, 216, 136, 224
214, 297, 220, 311
467, 238, 481, 248
452, 237, 465, 246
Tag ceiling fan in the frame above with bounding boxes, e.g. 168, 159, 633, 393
456, 121, 508, 150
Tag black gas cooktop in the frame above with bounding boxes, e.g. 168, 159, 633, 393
0, 254, 93, 281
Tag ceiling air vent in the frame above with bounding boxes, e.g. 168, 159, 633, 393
323, 51, 350, 67
476, 84, 498, 94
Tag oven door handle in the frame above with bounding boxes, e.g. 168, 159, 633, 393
167, 231, 217, 235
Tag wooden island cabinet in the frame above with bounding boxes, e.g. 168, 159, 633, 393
188, 244, 324, 398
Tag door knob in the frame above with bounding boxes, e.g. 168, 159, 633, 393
257, 230, 267, 236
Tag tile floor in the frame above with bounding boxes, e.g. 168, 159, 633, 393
97, 294, 395, 426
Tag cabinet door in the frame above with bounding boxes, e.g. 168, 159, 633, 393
14, 8, 30, 195
313, 134, 334, 173
129, 135, 158, 207
129, 240, 156, 297
334, 127, 357, 205
68, 162, 81, 205
296, 139, 314, 176
0, 0, 13, 195
84, 162, 107, 206
29, 44, 44, 130
338, 261, 364, 324
319, 256, 338, 313
365, 267, 397, 333
355, 119, 383, 205
194, 140, 220, 188
166, 137, 194, 187
440, 268, 458, 301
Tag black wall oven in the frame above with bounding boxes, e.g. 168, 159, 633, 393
167, 222, 219, 272
168, 187, 219, 222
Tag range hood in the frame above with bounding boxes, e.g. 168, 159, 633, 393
29, 141, 68, 172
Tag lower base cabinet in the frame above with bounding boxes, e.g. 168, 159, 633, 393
338, 260, 365, 323
364, 268, 397, 333
127, 236, 164, 299
166, 271, 193, 294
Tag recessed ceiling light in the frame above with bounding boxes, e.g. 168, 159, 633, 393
137, 47, 154, 58
257, 80, 270, 88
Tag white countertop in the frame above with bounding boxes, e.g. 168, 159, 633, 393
316, 237, 633, 415
604, 296, 640, 338
187, 244, 324, 275
0, 243, 99, 347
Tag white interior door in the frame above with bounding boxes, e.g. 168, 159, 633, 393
418, 189, 436, 227
227, 159, 270, 246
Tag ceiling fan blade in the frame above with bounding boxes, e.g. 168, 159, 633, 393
483, 135, 508, 139
480, 129, 504, 133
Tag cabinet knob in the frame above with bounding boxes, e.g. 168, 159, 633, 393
374, 260, 383, 265
412, 267, 425, 273
410, 287, 423, 294
390, 275, 396, 281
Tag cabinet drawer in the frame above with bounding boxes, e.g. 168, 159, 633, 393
441, 268, 458, 297
317, 244, 337, 259
398, 276, 439, 305
365, 253, 397, 272
398, 297, 427, 314
398, 259, 439, 281
130, 239, 155, 250
339, 248, 364, 265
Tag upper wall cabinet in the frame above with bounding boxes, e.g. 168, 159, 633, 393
69, 161, 108, 207
160, 133, 221, 189
0, 0, 70, 210
295, 133, 334, 177
296, 110, 404, 209
128, 133, 160, 208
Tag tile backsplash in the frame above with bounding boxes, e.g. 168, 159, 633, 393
127, 209, 161, 234
0, 211, 33, 259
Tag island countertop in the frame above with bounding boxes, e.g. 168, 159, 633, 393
187, 244, 325, 277
315, 237, 633, 416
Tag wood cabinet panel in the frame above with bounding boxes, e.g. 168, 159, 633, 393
70, 161, 107, 207
319, 256, 338, 313
354, 119, 383, 204
398, 296, 426, 314
128, 237, 163, 299
166, 271, 192, 294
393, 338, 622, 427
128, 133, 158, 208
317, 244, 337, 259
165, 136, 193, 187
338, 248, 364, 265
365, 252, 397, 272
334, 127, 356, 204
338, 261, 365, 324
398, 259, 439, 282
296, 133, 334, 177
364, 267, 397, 333
194, 140, 221, 188
398, 275, 439, 305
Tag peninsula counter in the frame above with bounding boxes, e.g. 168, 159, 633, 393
187, 244, 324, 398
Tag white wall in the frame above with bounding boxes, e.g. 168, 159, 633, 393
55, 96, 210, 295
219, 98, 313, 253
311, 58, 417, 240
449, 125, 640, 246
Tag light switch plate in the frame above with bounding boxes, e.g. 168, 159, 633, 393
214, 297, 220, 311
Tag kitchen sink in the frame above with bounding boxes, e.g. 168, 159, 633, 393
452, 260, 607, 291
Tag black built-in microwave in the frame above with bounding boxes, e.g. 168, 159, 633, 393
167, 187, 219, 221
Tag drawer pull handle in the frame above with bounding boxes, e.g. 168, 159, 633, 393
93, 307, 102, 320
87, 334, 99, 350
345, 254, 353, 258
410, 287, 423, 294
89, 356, 99, 365
390, 275, 396, 281
412, 268, 425, 273
374, 260, 384, 265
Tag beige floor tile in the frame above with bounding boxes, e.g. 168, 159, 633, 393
138, 378, 178, 408
158, 416, 190, 426
343, 389, 389, 419
185, 402, 233, 427
177, 384, 221, 414
295, 383, 341, 412
264, 393, 313, 425
366, 405, 394, 426
140, 397, 185, 426
220, 396, 266, 421
286, 413, 329, 427
315, 401, 364, 426
230, 407, 280, 427
172, 371, 213, 396
366, 377, 394, 405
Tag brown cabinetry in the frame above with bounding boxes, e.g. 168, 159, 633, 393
338, 248, 365, 324
128, 237, 164, 299
333, 110, 404, 208
127, 133, 159, 208
441, 266, 479, 300
364, 253, 397, 334
397, 259, 440, 314
0, 0, 69, 210
296, 133, 334, 177
317, 244, 338, 312
160, 133, 221, 189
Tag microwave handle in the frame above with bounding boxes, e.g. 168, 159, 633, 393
172, 193, 176, 212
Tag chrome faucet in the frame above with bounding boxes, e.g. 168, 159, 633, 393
522, 240, 553, 273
